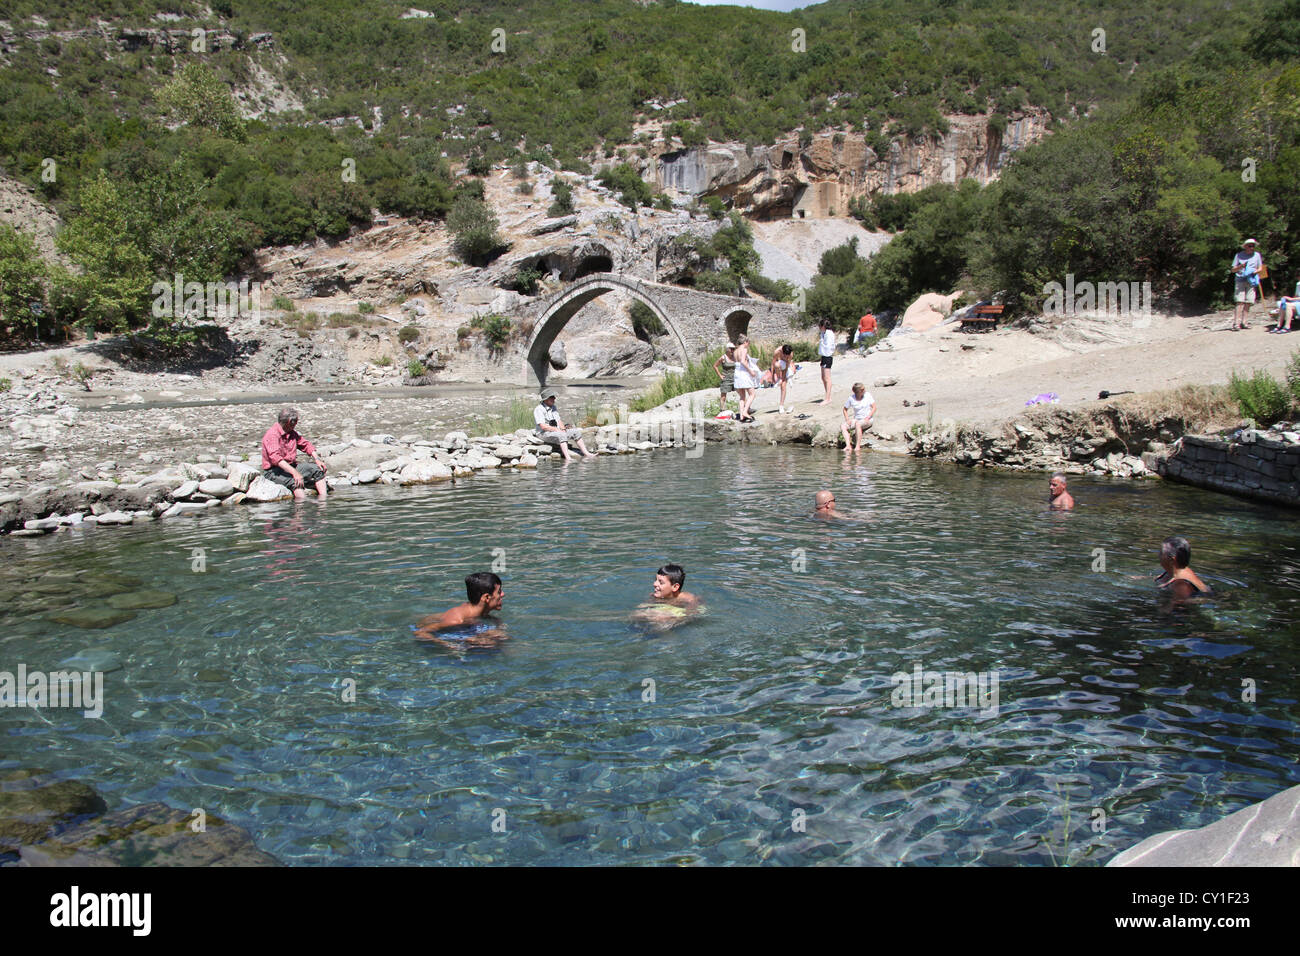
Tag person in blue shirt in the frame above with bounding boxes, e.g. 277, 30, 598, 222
1230, 238, 1262, 331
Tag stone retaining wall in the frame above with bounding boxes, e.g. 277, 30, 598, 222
1151, 433, 1300, 508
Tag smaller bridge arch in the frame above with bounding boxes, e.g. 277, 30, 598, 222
720, 307, 752, 344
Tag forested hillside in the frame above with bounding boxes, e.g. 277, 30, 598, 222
805, 3, 1300, 320
0, 0, 1288, 344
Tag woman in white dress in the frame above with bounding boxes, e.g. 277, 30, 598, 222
732, 335, 760, 422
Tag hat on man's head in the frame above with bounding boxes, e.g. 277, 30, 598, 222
540, 387, 559, 402
1244, 238, 1258, 245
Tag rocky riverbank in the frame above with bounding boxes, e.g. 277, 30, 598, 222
0, 420, 713, 538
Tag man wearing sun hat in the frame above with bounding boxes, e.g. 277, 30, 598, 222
534, 387, 596, 461
1230, 238, 1263, 330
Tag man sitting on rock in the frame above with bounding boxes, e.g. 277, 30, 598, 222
261, 407, 328, 499
1049, 473, 1074, 510
534, 387, 596, 461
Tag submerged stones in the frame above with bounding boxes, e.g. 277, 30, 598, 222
47, 607, 137, 629
15, 799, 279, 867
106, 589, 177, 610
0, 772, 108, 854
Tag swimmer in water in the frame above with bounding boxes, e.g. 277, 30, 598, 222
630, 563, 700, 629
1154, 535, 1212, 598
1049, 473, 1074, 510
415, 571, 508, 646
813, 489, 844, 520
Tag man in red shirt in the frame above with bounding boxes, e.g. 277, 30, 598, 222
855, 311, 877, 353
261, 407, 328, 499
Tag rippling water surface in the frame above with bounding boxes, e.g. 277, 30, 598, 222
3, 446, 1298, 865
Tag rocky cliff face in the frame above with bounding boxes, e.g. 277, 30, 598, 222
652, 110, 1051, 219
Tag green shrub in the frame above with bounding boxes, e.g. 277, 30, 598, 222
746, 274, 798, 302
325, 312, 383, 328
597, 163, 653, 209
506, 267, 544, 296
272, 296, 296, 312
407, 359, 426, 378
702, 196, 727, 219
1228, 369, 1293, 425
357, 302, 375, 314
374, 354, 393, 367
630, 348, 726, 412
517, 181, 535, 195
548, 178, 575, 217
470, 394, 537, 435
0, 378, 11, 393
398, 325, 420, 343
70, 362, 94, 390
1287, 350, 1300, 402
694, 270, 741, 295
448, 196, 506, 265
470, 313, 514, 355
465, 154, 492, 176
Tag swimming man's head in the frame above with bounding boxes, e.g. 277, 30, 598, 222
466, 571, 504, 610
1160, 536, 1192, 570
654, 564, 685, 599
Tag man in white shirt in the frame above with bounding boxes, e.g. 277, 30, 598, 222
1230, 238, 1262, 331
534, 387, 596, 461
817, 319, 836, 404
840, 382, 876, 451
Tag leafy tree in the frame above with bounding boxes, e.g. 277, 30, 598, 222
448, 195, 506, 265
0, 225, 58, 341
157, 63, 247, 142
597, 163, 653, 209
57, 170, 152, 333
818, 237, 861, 277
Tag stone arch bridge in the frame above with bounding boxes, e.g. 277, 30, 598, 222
523, 273, 800, 387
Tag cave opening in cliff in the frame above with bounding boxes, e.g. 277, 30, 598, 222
574, 254, 614, 278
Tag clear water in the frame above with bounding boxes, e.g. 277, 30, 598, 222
2, 446, 1298, 865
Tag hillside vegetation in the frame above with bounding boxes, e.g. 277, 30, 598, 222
0, 0, 1284, 345
803, 2, 1300, 321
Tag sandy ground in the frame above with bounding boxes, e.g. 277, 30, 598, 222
744, 308, 1295, 439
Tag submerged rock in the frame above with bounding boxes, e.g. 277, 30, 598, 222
0, 774, 107, 852
106, 590, 177, 611
48, 607, 138, 629
19, 801, 280, 866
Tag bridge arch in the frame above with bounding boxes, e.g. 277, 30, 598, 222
720, 307, 752, 344
526, 274, 691, 387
